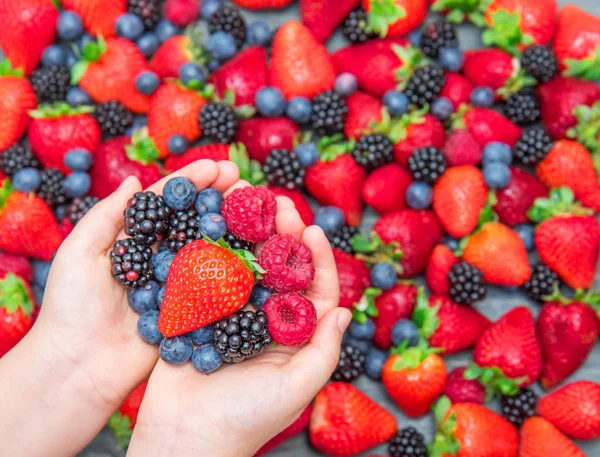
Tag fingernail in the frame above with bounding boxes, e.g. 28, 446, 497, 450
337, 310, 352, 332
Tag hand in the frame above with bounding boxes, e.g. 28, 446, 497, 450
127, 182, 352, 457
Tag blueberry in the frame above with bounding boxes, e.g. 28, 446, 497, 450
192, 344, 223, 374
54, 205, 67, 221
12, 168, 41, 192
152, 250, 176, 283
482, 142, 512, 166
483, 162, 511, 189
246, 21, 272, 46
349, 318, 376, 341
42, 45, 66, 67
207, 31, 238, 62
132, 115, 148, 130
249, 284, 273, 309
334, 72, 358, 97
115, 13, 145, 41
256, 87, 286, 117
294, 143, 319, 167
439, 47, 464, 72
62, 171, 91, 198
135, 71, 160, 95
201, 0, 222, 18
75, 33, 94, 52
471, 86, 495, 108
514, 223, 534, 251
137, 33, 160, 58
370, 263, 397, 290
406, 181, 433, 209
128, 280, 160, 314
443, 236, 459, 251
409, 30, 422, 47
32, 261, 51, 288
137, 310, 163, 345
33, 285, 45, 305
160, 335, 194, 365
64, 148, 93, 171
199, 213, 227, 240
383, 90, 409, 116
57, 11, 83, 41
163, 177, 197, 210
65, 51, 78, 70
157, 286, 166, 308
314, 206, 345, 237
168, 134, 189, 155
207, 59, 221, 72
195, 188, 224, 215
391, 319, 420, 347
365, 348, 388, 380
188, 325, 214, 345
431, 97, 454, 121
155, 20, 181, 43
179, 62, 206, 86
66, 87, 91, 107
286, 97, 312, 124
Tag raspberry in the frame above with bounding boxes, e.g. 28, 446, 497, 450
263, 292, 317, 346
257, 234, 315, 292
221, 186, 277, 243
443, 367, 486, 404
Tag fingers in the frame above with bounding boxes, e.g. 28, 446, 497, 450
276, 206, 306, 238
223, 179, 250, 197
213, 161, 240, 192
145, 160, 220, 194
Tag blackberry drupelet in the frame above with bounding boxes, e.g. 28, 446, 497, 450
420, 20, 458, 58
501, 388, 538, 427
262, 149, 305, 190
331, 344, 365, 382
513, 126, 553, 165
405, 65, 445, 108
30, 66, 71, 103
67, 196, 99, 225
166, 208, 200, 252
124, 191, 170, 246
110, 238, 153, 288
213, 310, 273, 363
523, 263, 559, 303
521, 45, 558, 82
38, 169, 69, 207
0, 144, 41, 177
329, 225, 358, 254
448, 261, 487, 305
389, 427, 428, 457
199, 102, 239, 144
223, 232, 253, 251
208, 4, 247, 49
408, 146, 447, 183
504, 89, 540, 126
128, 0, 161, 30
343, 9, 376, 43
95, 101, 134, 138
310, 90, 348, 136
352, 133, 394, 172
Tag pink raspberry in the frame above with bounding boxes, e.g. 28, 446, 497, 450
444, 366, 486, 404
258, 233, 315, 292
221, 186, 277, 242
263, 292, 317, 346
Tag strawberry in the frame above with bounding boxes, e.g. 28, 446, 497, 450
442, 129, 482, 167
0, 60, 37, 152
73, 37, 151, 114
425, 245, 459, 296
108, 380, 148, 448
232, 0, 294, 8
268, 186, 315, 226
28, 103, 101, 174
439, 72, 473, 108
0, 253, 33, 283
159, 240, 257, 337
452, 106, 522, 148
149, 35, 206, 80
0, 0, 58, 75
164, 0, 200, 27
344, 91, 383, 140
362, 0, 427, 38
520, 416, 586, 457
537, 380, 600, 441
362, 163, 412, 215
433, 165, 488, 238
269, 20, 336, 99
0, 273, 34, 358
383, 348, 447, 418
62, 0, 127, 38
373, 283, 417, 349
444, 366, 486, 404
310, 382, 397, 457
493, 167, 547, 226
255, 405, 312, 456
0, 180, 63, 261
333, 248, 370, 310
165, 144, 230, 172
553, 5, 600, 80
236, 117, 299, 164
301, 0, 360, 43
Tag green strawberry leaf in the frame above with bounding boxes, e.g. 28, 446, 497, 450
351, 232, 384, 254
564, 45, 600, 81
0, 179, 13, 212
393, 45, 428, 89
387, 107, 428, 144
201, 235, 265, 279
497, 68, 537, 100
0, 273, 34, 316
317, 134, 355, 162
0, 59, 24, 77
412, 288, 440, 339
107, 412, 133, 449
29, 102, 95, 119
463, 363, 526, 401
229, 143, 267, 186
126, 128, 160, 165
352, 309, 368, 324
367, 0, 406, 38
528, 187, 592, 222
482, 10, 531, 56
364, 287, 382, 317
70, 61, 88, 85
566, 102, 600, 156
428, 396, 460, 457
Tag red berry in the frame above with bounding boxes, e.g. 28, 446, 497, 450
222, 186, 277, 243
263, 292, 317, 346
126, 271, 139, 282
444, 366, 486, 404
258, 234, 315, 292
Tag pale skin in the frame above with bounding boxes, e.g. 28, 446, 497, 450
0, 159, 351, 457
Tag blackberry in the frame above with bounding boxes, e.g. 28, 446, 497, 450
448, 261, 487, 305
420, 20, 459, 58
0, 144, 41, 177
166, 208, 200, 252
329, 225, 358, 254
208, 4, 247, 49
310, 90, 348, 136
66, 196, 99, 225
331, 344, 365, 382
389, 427, 428, 457
128, 0, 161, 30
38, 169, 69, 207
503, 89, 540, 126
343, 9, 376, 43
405, 65, 445, 108
521, 45, 558, 83
199, 102, 239, 144
262, 149, 305, 190
30, 66, 71, 103
213, 310, 273, 363
223, 232, 253, 251
95, 101, 134, 138
408, 146, 447, 183
513, 126, 553, 165
523, 263, 559, 303
124, 191, 170, 246
352, 133, 394, 172
109, 238, 153, 288
501, 388, 538, 427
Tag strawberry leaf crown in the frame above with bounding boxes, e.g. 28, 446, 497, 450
428, 396, 460, 457
463, 364, 525, 400
352, 287, 381, 324
228, 143, 266, 186
316, 134, 356, 162
564, 44, 600, 81
201, 235, 266, 279
0, 59, 24, 77
567, 101, 600, 156
29, 102, 95, 119
496, 58, 537, 100
412, 288, 441, 343
107, 412, 133, 449
482, 10, 533, 56
351, 231, 403, 275
431, 0, 492, 27
371, 106, 428, 144
367, 0, 406, 37
392, 45, 429, 90
0, 273, 34, 316
125, 127, 160, 165
71, 35, 108, 84
528, 187, 593, 222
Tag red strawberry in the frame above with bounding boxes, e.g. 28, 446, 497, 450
344, 91, 383, 140
0, 0, 58, 75
269, 20, 336, 99
310, 382, 397, 457
164, 0, 200, 27
232, 0, 294, 8
62, 0, 127, 38
108, 380, 148, 448
165, 144, 230, 172
520, 416, 586, 457
494, 167, 548, 226
453, 106, 522, 148
362, 0, 427, 38
444, 366, 486, 404
333, 248, 370, 310
433, 165, 487, 238
0, 273, 34, 358
537, 380, 600, 441
439, 72, 473, 108
236, 117, 299, 164
268, 186, 314, 226
373, 283, 417, 349
28, 103, 101, 174
255, 405, 312, 456
300, 0, 360, 43
425, 245, 459, 296
442, 129, 482, 167
149, 35, 204, 80
362, 163, 412, 215
0, 253, 33, 283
